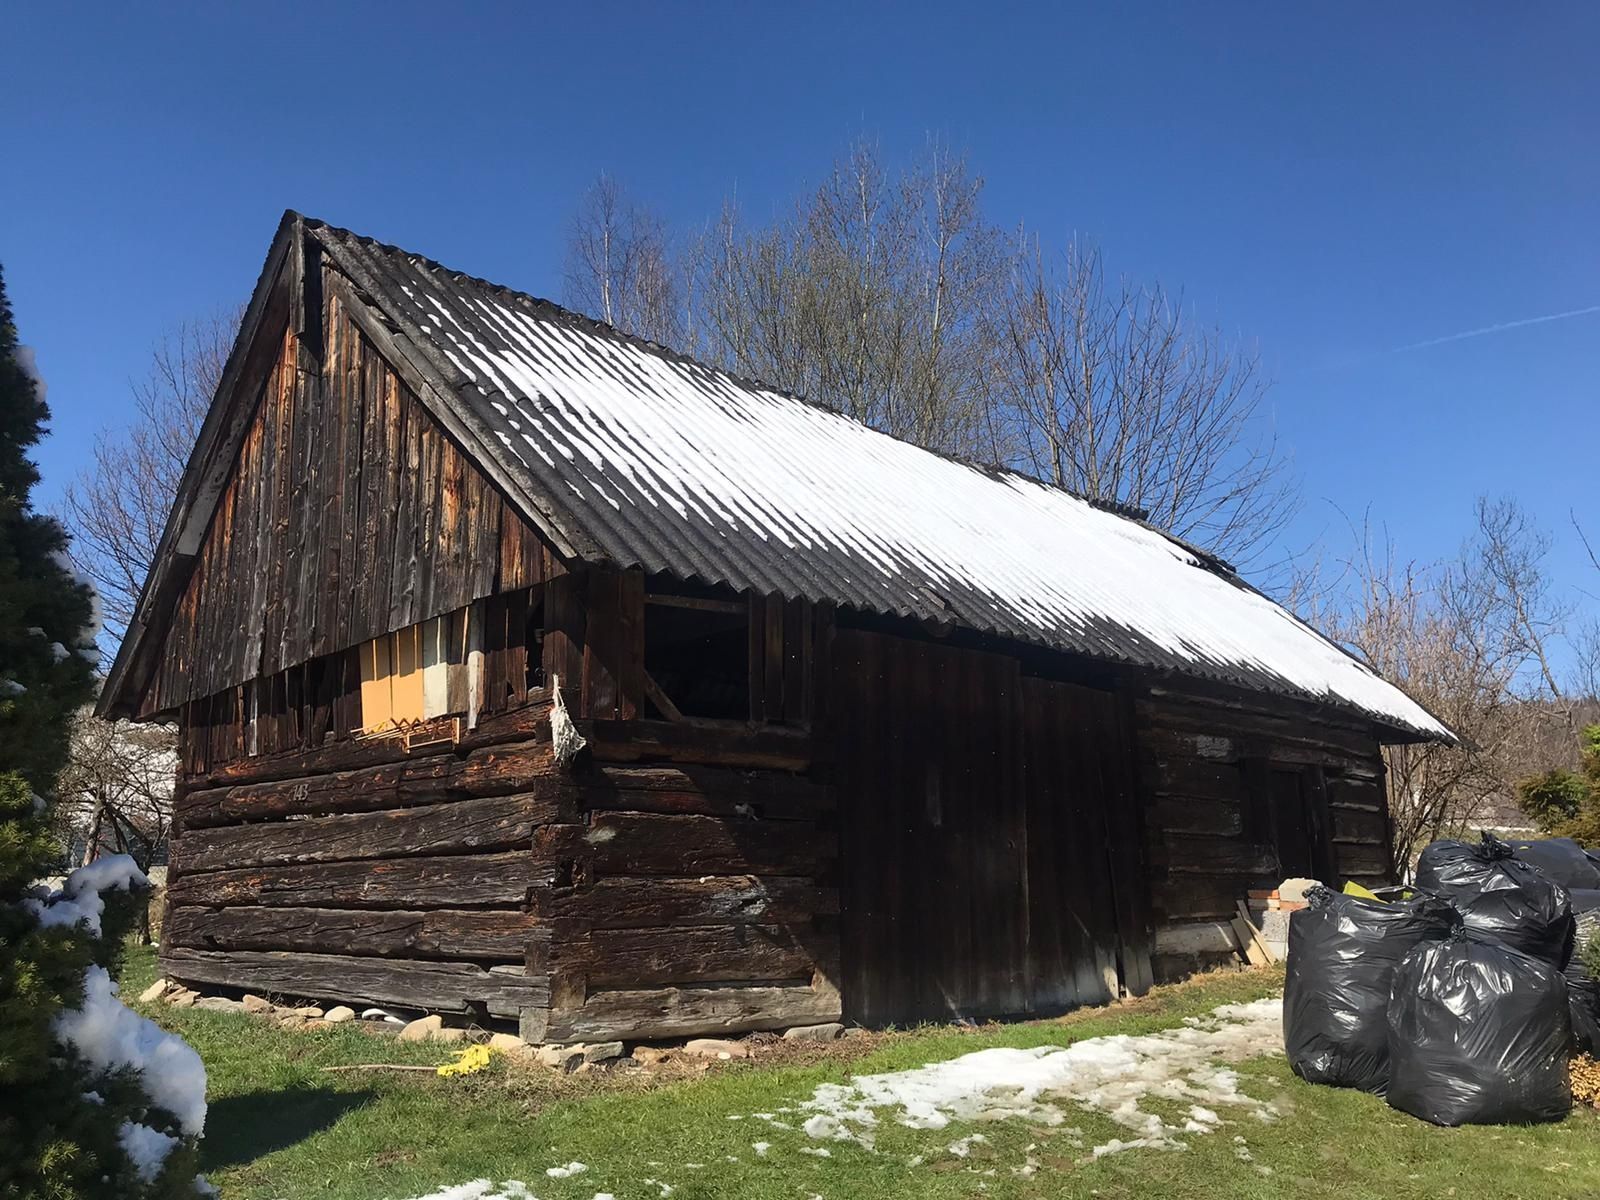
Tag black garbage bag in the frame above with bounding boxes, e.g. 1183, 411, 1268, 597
1508, 837, 1600, 891
1569, 979, 1600, 1056
1414, 833, 1574, 966
1569, 889, 1600, 914
1565, 909, 1600, 1055
1386, 932, 1572, 1126
1284, 886, 1458, 1094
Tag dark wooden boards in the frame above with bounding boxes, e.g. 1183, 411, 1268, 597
160, 947, 544, 1018
165, 905, 536, 961
1133, 684, 1393, 981
830, 629, 1032, 1026
169, 792, 566, 873
145, 283, 555, 717
532, 875, 835, 930
529, 751, 840, 1041
537, 979, 840, 1043
1021, 677, 1121, 1012
535, 811, 832, 878
166, 851, 548, 910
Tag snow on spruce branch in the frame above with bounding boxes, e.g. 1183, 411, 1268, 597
23, 852, 148, 936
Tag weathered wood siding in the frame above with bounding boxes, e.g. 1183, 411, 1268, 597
143, 288, 550, 717
526, 732, 840, 1042
1136, 681, 1392, 980
162, 702, 563, 1019
829, 626, 1155, 1027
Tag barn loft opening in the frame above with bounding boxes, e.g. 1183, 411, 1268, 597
642, 589, 749, 722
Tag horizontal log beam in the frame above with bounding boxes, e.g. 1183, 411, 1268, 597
160, 947, 547, 1018
1336, 843, 1390, 876
1332, 806, 1387, 844
1150, 797, 1243, 837
170, 793, 567, 873
1156, 836, 1279, 876
165, 905, 536, 961
532, 875, 837, 930
536, 811, 834, 878
540, 979, 841, 1043
1150, 875, 1251, 922
581, 718, 814, 772
178, 744, 569, 830
165, 851, 549, 910
539, 923, 834, 990
183, 699, 555, 789
582, 764, 832, 821
1153, 921, 1240, 956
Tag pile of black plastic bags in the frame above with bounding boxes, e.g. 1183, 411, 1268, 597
1284, 832, 1600, 1126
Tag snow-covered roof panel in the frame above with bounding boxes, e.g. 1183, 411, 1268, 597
315, 221, 1450, 742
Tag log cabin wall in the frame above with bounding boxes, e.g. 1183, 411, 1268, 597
1134, 680, 1392, 981
161, 699, 562, 1021
524, 572, 842, 1042
143, 280, 550, 718
161, 564, 843, 1042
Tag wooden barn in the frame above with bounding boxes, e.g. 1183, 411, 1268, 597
100, 213, 1451, 1042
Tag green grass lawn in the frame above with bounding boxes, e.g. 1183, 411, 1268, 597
120, 946, 1600, 1200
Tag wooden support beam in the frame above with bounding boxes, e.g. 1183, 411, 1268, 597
640, 669, 685, 722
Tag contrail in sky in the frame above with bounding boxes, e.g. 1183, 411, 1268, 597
1391, 304, 1600, 353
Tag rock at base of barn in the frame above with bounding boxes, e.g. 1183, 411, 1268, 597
783, 1023, 844, 1042
398, 1015, 443, 1042
684, 1038, 750, 1060
138, 978, 170, 1003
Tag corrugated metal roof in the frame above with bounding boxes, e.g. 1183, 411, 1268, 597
313, 219, 1451, 742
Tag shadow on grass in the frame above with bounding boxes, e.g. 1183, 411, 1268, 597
202, 1087, 376, 1171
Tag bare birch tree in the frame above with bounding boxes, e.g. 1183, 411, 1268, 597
58, 311, 237, 643
563, 174, 682, 347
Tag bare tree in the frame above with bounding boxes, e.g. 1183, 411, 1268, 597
58, 311, 237, 644
54, 709, 176, 940
995, 238, 1295, 567
571, 143, 1296, 565
686, 142, 1010, 460
1304, 500, 1581, 872
563, 175, 682, 347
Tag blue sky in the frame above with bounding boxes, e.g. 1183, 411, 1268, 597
6, 3, 1597, 659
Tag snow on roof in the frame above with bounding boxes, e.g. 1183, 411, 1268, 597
313, 219, 1448, 742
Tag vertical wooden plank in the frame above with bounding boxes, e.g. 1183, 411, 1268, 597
359, 340, 389, 646
543, 570, 585, 702
581, 568, 640, 720
1100, 686, 1154, 995
764, 592, 785, 723
504, 589, 530, 707
389, 388, 420, 632
482, 593, 507, 713
747, 592, 767, 723
789, 597, 812, 726
616, 569, 643, 720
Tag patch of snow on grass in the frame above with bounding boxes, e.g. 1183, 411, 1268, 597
545, 1162, 586, 1179
392, 1183, 538, 1200
797, 996, 1283, 1160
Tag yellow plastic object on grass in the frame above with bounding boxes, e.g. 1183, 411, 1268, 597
437, 1044, 494, 1078
1343, 880, 1381, 901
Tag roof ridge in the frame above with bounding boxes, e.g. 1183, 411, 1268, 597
298, 212, 1240, 577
